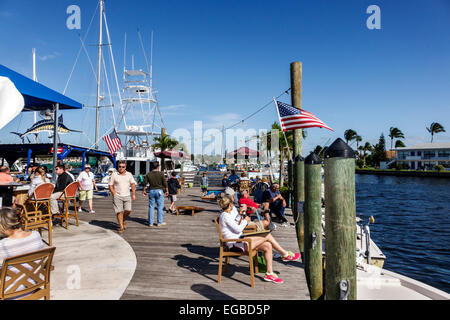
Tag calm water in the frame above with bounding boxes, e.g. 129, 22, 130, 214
355, 174, 450, 294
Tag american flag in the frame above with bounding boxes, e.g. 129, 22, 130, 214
275, 101, 334, 132
102, 129, 123, 154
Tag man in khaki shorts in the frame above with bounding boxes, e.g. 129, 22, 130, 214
77, 164, 98, 213
108, 161, 136, 233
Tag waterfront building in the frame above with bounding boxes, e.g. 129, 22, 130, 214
395, 142, 450, 170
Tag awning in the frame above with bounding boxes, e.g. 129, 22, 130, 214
227, 146, 259, 158
0, 64, 82, 111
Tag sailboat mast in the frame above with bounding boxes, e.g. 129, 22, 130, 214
95, 0, 104, 149
32, 48, 38, 142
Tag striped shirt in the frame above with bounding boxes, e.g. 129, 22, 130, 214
0, 231, 44, 265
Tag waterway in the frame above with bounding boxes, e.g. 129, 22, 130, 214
355, 174, 450, 294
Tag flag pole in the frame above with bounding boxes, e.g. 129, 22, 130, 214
273, 98, 293, 161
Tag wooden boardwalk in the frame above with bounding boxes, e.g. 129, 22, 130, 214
77, 188, 310, 300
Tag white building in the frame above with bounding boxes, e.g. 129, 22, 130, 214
395, 142, 450, 170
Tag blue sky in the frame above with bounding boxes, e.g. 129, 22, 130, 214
0, 0, 449, 155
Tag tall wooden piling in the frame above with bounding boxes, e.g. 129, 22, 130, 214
324, 138, 357, 300
304, 152, 323, 300
290, 62, 305, 255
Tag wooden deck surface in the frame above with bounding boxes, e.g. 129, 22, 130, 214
77, 187, 310, 300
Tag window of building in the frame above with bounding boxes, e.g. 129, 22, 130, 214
424, 152, 434, 159
410, 152, 415, 156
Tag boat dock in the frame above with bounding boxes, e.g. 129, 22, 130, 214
45, 186, 449, 300
69, 187, 310, 300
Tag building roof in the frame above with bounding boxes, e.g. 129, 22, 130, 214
396, 142, 450, 151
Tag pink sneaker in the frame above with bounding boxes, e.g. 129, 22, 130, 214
264, 273, 284, 284
282, 251, 301, 262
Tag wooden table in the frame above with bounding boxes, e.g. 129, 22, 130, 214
175, 206, 205, 216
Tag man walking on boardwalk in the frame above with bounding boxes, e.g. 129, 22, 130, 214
143, 161, 168, 227
109, 161, 136, 233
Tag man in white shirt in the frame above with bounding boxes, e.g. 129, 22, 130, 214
108, 161, 136, 233
77, 164, 98, 214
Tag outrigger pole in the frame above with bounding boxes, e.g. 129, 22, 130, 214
95, 0, 104, 149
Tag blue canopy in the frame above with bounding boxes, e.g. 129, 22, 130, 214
0, 64, 82, 111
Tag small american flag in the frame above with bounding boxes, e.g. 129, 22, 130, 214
275, 100, 333, 132
102, 129, 123, 154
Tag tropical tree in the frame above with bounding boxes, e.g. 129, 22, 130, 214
388, 127, 405, 150
362, 142, 373, 167
344, 129, 357, 145
372, 133, 387, 167
313, 145, 325, 158
151, 132, 179, 173
395, 140, 405, 148
426, 122, 446, 143
355, 135, 362, 151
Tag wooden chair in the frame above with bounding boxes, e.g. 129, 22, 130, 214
30, 183, 54, 217
214, 217, 259, 287
17, 204, 53, 247
53, 182, 80, 229
0, 247, 56, 300
179, 177, 186, 194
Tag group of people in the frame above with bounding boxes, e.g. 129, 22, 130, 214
0, 163, 98, 215
108, 160, 181, 232
217, 191, 299, 284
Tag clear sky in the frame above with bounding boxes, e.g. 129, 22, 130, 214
0, 0, 449, 155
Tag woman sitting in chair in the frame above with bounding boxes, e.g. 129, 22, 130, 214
218, 195, 300, 284
27, 167, 51, 199
0, 207, 44, 264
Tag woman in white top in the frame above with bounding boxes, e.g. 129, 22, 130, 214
0, 207, 44, 298
218, 195, 300, 284
27, 167, 51, 198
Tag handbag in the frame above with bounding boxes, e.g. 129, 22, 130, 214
257, 253, 267, 273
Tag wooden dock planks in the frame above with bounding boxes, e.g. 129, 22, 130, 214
78, 188, 309, 300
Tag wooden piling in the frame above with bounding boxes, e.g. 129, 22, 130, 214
290, 62, 305, 256
304, 152, 323, 300
324, 138, 357, 300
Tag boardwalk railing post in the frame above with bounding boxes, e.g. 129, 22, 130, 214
290, 62, 305, 258
304, 152, 323, 300
324, 138, 357, 300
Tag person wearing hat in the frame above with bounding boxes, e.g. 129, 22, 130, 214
77, 164, 98, 214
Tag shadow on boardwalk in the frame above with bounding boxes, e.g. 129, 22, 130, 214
80, 188, 309, 300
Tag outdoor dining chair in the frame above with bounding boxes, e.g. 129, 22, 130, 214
17, 203, 53, 246
53, 181, 80, 229
0, 247, 56, 300
214, 217, 259, 288
30, 183, 54, 217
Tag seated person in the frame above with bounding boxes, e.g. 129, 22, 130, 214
50, 165, 74, 215
221, 174, 230, 188
262, 183, 288, 224
227, 170, 240, 186
28, 167, 51, 198
238, 190, 274, 230
240, 172, 250, 181
0, 166, 14, 183
218, 195, 300, 284
0, 207, 45, 298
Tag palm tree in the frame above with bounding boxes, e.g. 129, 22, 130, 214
355, 135, 362, 151
426, 122, 446, 143
344, 129, 357, 145
151, 132, 179, 173
388, 127, 405, 150
362, 142, 373, 168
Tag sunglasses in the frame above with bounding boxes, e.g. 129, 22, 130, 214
118, 166, 126, 168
